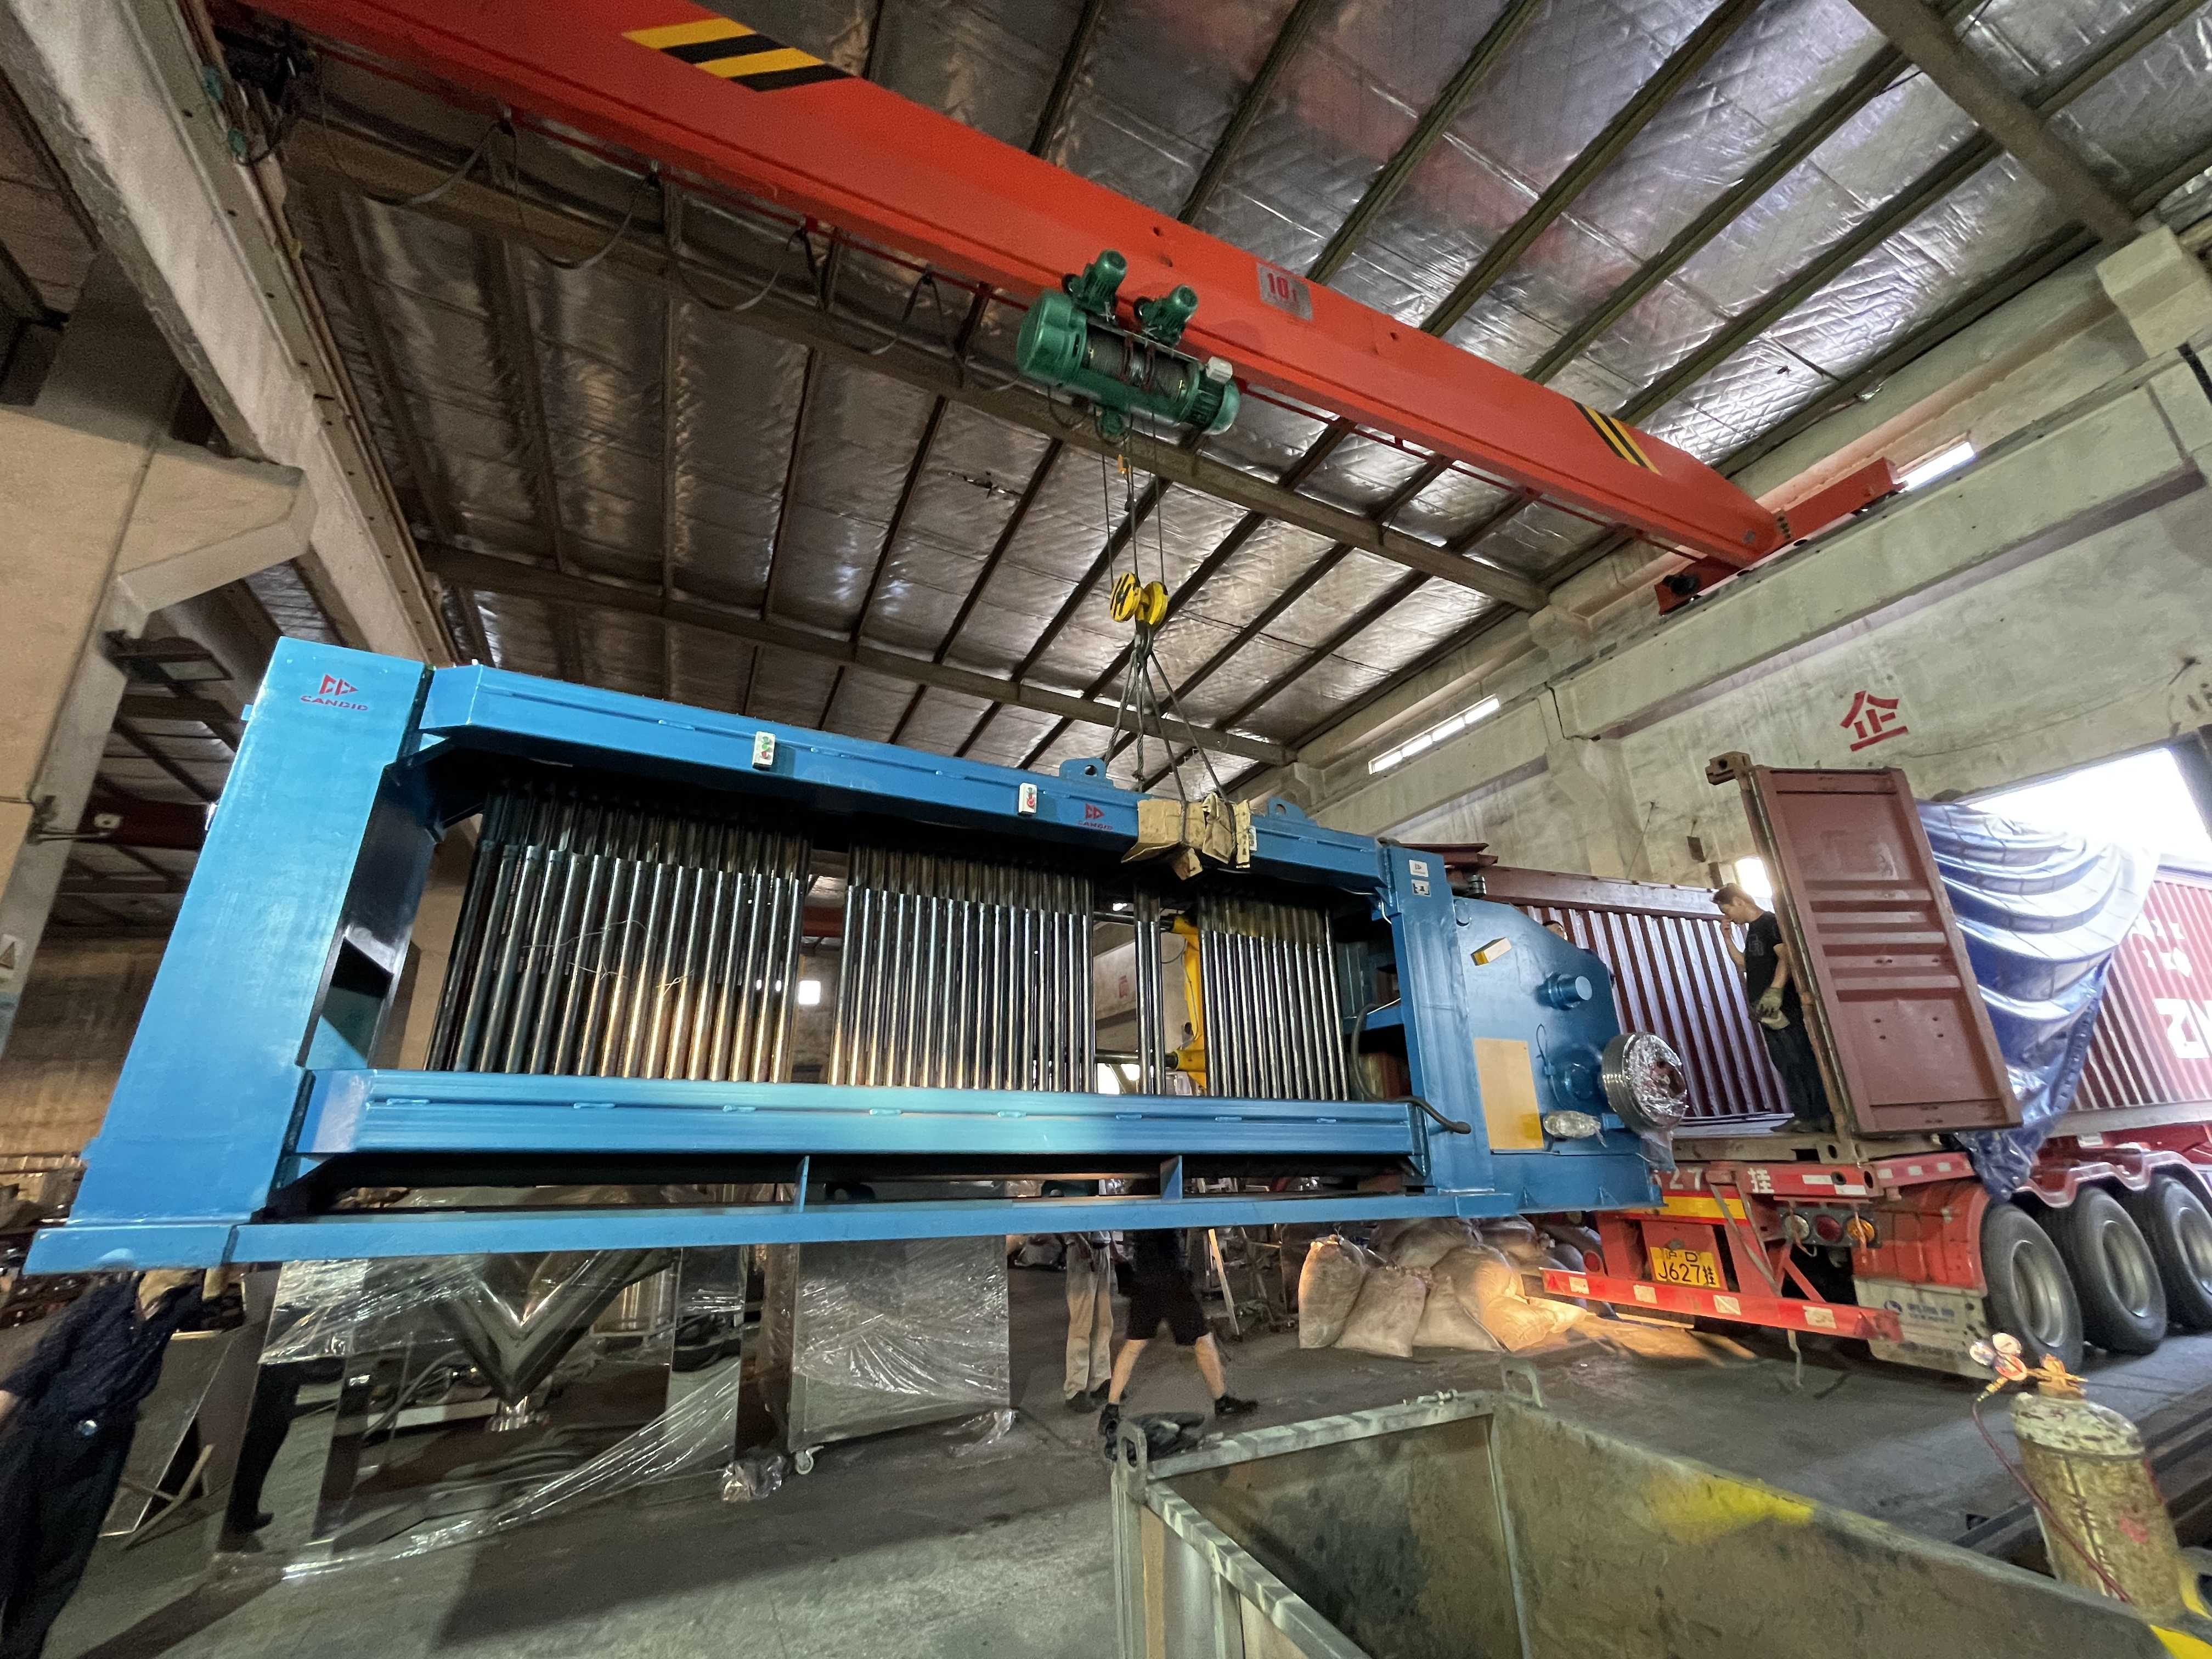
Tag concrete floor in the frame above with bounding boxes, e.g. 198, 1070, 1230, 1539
38, 1271, 2212, 1659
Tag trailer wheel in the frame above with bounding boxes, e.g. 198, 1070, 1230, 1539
2046, 1187, 2166, 1355
2119, 1176, 2212, 1331
1980, 1203, 2082, 1370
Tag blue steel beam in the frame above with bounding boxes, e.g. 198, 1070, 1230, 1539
300, 1072, 1418, 1160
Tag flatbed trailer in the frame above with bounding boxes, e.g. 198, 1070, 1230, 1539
1453, 759, 2212, 1375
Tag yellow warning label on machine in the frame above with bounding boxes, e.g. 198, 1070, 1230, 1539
1472, 1037, 1544, 1152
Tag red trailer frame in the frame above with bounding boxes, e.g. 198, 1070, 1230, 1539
1520, 775, 2212, 1375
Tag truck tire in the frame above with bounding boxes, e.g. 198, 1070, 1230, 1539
2119, 1175, 2212, 1331
2046, 1186, 2166, 1355
1981, 1203, 2082, 1371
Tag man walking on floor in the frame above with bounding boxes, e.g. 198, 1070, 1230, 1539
1715, 883, 1832, 1131
1098, 1229, 1255, 1447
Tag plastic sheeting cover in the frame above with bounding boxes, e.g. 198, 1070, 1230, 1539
763, 1235, 1012, 1449
1918, 802, 2156, 1196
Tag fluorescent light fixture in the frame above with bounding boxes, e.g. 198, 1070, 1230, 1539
1898, 439, 1974, 492
797, 978, 823, 1007
1367, 695, 1503, 775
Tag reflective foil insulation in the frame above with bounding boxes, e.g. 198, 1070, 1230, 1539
429, 782, 811, 1080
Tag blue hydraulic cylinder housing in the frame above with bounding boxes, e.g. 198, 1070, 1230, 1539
27, 641, 1661, 1270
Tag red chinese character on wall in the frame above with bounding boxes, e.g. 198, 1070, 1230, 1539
1840, 690, 1908, 752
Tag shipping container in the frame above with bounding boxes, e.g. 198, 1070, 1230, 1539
1714, 756, 2018, 1135
1475, 866, 1788, 1130
1510, 760, 2212, 1377
2075, 862, 2212, 1120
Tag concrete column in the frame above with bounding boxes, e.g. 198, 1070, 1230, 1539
0, 258, 314, 1050
2097, 227, 2212, 359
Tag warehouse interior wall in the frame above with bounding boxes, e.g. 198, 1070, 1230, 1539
1318, 325, 2212, 884
0, 933, 161, 1156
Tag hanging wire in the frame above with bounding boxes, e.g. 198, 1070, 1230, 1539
489, 125, 654, 273
661, 174, 815, 316
312, 73, 508, 212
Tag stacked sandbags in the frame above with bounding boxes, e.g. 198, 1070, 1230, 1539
1295, 1220, 1588, 1358
1413, 1246, 1500, 1352
1296, 1235, 1374, 1348
1335, 1262, 1429, 1358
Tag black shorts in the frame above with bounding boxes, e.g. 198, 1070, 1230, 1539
1126, 1268, 1209, 1345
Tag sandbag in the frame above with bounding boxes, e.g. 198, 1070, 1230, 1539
1367, 1218, 1418, 1261
1480, 1291, 1581, 1352
1455, 1242, 1584, 1353
1296, 1235, 1372, 1348
1480, 1217, 1551, 1268
1383, 1217, 1477, 1271
1335, 1264, 1429, 1359
1413, 1250, 1502, 1351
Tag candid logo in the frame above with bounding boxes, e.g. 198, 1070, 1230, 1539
300, 672, 369, 712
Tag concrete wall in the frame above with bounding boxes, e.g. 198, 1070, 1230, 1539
1323, 354, 2212, 884
0, 933, 161, 1155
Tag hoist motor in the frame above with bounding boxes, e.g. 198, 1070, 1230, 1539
1015, 250, 1240, 440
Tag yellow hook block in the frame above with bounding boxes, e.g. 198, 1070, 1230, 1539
1109, 572, 1169, 628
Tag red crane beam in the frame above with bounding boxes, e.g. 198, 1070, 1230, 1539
252, 0, 1789, 567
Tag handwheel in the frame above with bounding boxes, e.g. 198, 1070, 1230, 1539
2045, 1186, 2166, 1355
2119, 1175, 2212, 1330
1980, 1201, 2082, 1370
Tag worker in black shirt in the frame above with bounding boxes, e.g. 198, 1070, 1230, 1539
1715, 883, 1831, 1131
0, 1269, 207, 1659
1097, 1229, 1255, 1447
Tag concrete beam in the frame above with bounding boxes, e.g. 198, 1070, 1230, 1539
1843, 0, 2137, 245
2098, 227, 2212, 358
422, 545, 1294, 768
0, 0, 444, 660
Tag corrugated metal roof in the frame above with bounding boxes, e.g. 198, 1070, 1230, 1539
232, 0, 2212, 792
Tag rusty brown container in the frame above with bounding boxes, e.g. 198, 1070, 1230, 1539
1714, 758, 2018, 1136
2076, 865, 2212, 1116
1478, 866, 1788, 1128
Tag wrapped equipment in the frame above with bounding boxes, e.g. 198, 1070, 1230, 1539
761, 1236, 1011, 1452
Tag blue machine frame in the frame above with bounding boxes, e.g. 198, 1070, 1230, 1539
28, 641, 1661, 1271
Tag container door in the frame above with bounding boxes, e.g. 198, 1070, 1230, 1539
1711, 755, 2018, 1134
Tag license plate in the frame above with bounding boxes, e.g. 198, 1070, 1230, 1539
1647, 1246, 1722, 1289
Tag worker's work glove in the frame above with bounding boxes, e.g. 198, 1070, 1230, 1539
1755, 988, 1788, 1030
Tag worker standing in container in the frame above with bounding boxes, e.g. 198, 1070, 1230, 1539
1714, 884, 1832, 1131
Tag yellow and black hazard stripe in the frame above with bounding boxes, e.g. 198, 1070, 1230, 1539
1575, 402, 1656, 472
624, 18, 849, 92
